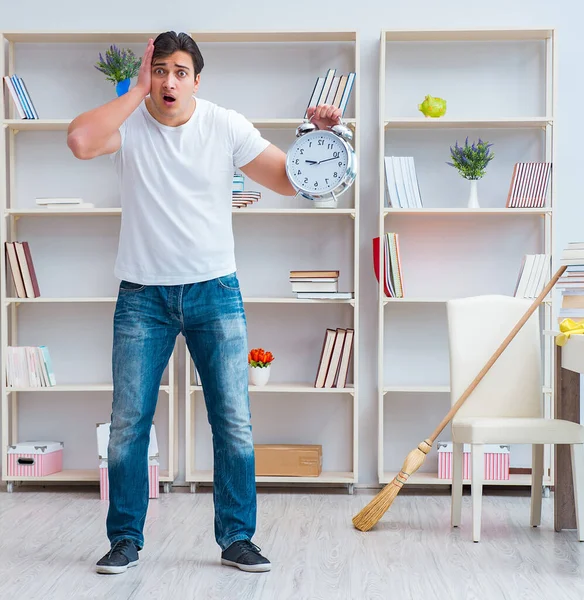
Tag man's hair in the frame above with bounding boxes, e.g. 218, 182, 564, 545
152, 31, 204, 77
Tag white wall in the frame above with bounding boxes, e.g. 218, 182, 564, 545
2, 0, 583, 486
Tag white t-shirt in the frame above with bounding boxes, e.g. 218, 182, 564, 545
110, 97, 270, 285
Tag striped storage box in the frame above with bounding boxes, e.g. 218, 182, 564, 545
99, 461, 159, 500
7, 441, 63, 477
97, 423, 159, 500
437, 441, 510, 480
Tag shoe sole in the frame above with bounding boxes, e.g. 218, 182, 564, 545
221, 558, 271, 572
96, 560, 139, 575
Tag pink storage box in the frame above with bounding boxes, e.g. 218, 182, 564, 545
437, 441, 510, 480
7, 441, 64, 477
97, 423, 159, 500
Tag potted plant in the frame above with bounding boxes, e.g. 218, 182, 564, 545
447, 137, 495, 208
248, 348, 274, 386
95, 45, 142, 97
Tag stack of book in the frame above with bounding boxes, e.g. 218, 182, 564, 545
232, 172, 261, 208
314, 328, 354, 388
513, 254, 550, 299
289, 270, 353, 300
5, 241, 40, 299
3, 75, 39, 120
384, 156, 423, 208
5, 346, 56, 388
373, 233, 404, 298
36, 197, 94, 210
557, 242, 584, 323
506, 162, 552, 208
304, 68, 356, 118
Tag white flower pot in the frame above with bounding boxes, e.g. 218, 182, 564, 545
467, 179, 480, 208
249, 365, 271, 386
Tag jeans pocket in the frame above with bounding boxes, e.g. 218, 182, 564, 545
119, 280, 146, 293
217, 273, 240, 291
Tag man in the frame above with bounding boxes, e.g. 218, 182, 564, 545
67, 31, 341, 574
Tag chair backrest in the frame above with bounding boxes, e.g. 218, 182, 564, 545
446, 295, 543, 419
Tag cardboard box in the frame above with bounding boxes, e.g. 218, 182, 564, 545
254, 444, 322, 477
437, 441, 510, 480
7, 441, 63, 477
97, 423, 160, 499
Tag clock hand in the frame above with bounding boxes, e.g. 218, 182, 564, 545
305, 160, 318, 164
317, 157, 338, 165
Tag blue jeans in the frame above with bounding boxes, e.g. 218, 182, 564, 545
106, 272, 256, 551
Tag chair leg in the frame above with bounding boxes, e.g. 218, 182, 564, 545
530, 444, 544, 527
471, 444, 484, 543
451, 442, 464, 527
570, 444, 584, 542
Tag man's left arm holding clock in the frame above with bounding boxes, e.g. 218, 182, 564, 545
239, 104, 342, 196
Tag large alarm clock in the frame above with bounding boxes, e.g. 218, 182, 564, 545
285, 118, 357, 207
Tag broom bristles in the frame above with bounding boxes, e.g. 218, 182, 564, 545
352, 440, 431, 532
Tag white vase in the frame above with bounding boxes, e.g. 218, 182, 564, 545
467, 179, 480, 208
249, 365, 271, 386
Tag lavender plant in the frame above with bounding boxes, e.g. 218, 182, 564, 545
95, 45, 141, 84
447, 137, 495, 180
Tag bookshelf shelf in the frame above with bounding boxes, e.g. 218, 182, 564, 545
383, 297, 552, 305
190, 383, 354, 394
384, 117, 552, 130
4, 117, 356, 132
188, 469, 354, 485
6, 384, 171, 393
377, 28, 556, 488
5, 296, 355, 305
3, 30, 358, 44
380, 471, 553, 486
6, 208, 356, 217
383, 385, 450, 394
383, 208, 551, 216
383, 28, 554, 42
4, 468, 172, 483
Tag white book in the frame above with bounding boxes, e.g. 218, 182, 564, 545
296, 292, 353, 299
36, 197, 84, 205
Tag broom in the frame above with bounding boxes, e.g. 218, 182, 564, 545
352, 263, 568, 532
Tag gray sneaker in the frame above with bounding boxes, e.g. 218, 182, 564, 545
221, 540, 271, 572
96, 539, 139, 574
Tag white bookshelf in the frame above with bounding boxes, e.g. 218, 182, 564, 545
377, 28, 556, 487
0, 29, 359, 494
184, 30, 360, 494
0, 31, 185, 493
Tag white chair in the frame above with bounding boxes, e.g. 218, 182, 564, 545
446, 294, 584, 542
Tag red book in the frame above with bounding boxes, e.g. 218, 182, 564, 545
14, 241, 40, 298
372, 236, 391, 297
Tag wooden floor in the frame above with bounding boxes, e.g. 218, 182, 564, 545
1, 485, 584, 600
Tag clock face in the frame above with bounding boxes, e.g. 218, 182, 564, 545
287, 131, 349, 194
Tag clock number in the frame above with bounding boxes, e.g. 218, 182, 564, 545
297, 170, 302, 175
327, 143, 334, 150
325, 178, 329, 184
299, 149, 304, 155
303, 178, 308, 184
309, 141, 312, 148
294, 159, 299, 165
333, 151, 340, 158
334, 172, 338, 178
338, 161, 343, 167
314, 181, 318, 187
318, 139, 324, 146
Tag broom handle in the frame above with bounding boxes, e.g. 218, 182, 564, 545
428, 264, 567, 445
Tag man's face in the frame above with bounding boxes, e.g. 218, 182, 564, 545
150, 50, 200, 121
